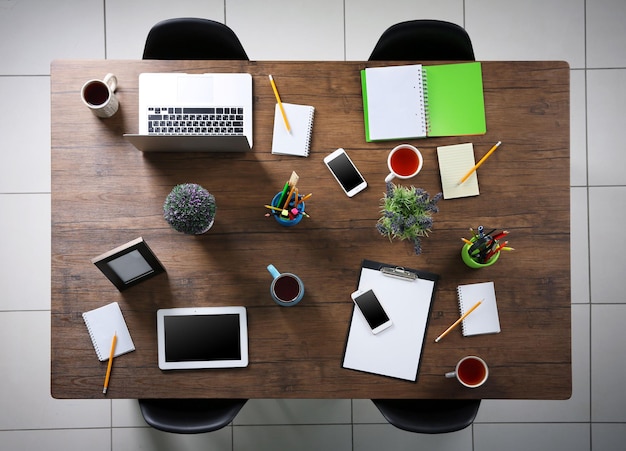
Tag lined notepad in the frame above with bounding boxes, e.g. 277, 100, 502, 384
83, 302, 135, 361
437, 143, 480, 199
457, 282, 501, 337
271, 103, 315, 157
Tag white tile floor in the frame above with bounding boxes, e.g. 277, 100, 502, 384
1, 0, 625, 449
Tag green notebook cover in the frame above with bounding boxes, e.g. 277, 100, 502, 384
423, 62, 486, 137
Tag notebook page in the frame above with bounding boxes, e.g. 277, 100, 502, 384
363, 65, 427, 141
457, 282, 501, 336
271, 103, 315, 157
437, 143, 480, 199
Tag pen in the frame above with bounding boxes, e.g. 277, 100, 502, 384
435, 300, 483, 343
103, 332, 117, 394
269, 75, 291, 133
458, 141, 502, 185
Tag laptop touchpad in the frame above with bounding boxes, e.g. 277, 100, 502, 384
177, 75, 214, 104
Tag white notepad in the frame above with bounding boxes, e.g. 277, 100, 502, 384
271, 103, 315, 157
457, 282, 501, 336
437, 143, 480, 199
83, 302, 135, 361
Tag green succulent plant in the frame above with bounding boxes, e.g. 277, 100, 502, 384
376, 182, 442, 255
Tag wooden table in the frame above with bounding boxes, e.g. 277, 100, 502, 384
51, 60, 570, 399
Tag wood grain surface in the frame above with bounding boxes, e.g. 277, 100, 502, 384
51, 60, 570, 399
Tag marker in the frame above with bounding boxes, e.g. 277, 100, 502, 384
458, 141, 502, 184
103, 332, 117, 394
269, 75, 291, 133
435, 300, 483, 343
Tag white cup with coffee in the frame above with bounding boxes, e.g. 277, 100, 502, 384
81, 73, 119, 118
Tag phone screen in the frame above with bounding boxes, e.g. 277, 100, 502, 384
354, 290, 390, 330
327, 152, 365, 192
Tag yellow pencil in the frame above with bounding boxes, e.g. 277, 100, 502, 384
435, 300, 483, 343
103, 332, 117, 394
269, 75, 291, 133
461, 238, 473, 245
458, 141, 502, 184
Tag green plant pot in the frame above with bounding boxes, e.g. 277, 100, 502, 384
461, 242, 500, 268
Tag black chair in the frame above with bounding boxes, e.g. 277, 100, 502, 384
371, 399, 481, 434
143, 18, 249, 60
368, 20, 475, 61
138, 398, 248, 434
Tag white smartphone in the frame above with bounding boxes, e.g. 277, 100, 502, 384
323, 148, 368, 197
351, 289, 393, 334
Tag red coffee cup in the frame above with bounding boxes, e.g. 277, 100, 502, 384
385, 144, 423, 183
445, 355, 489, 388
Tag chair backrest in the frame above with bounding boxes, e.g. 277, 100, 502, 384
143, 18, 249, 60
368, 20, 475, 61
138, 398, 248, 434
372, 399, 481, 434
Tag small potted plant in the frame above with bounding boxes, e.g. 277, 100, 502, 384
163, 183, 216, 235
376, 182, 442, 255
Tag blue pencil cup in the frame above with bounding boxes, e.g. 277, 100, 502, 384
270, 191, 305, 227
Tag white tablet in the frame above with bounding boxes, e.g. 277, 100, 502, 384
157, 306, 248, 370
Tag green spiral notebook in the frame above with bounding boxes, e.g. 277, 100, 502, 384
361, 62, 486, 141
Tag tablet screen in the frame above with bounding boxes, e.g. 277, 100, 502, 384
157, 306, 248, 370
164, 314, 241, 362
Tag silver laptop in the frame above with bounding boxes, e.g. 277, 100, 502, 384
124, 73, 253, 152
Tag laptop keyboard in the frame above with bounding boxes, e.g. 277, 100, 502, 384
147, 106, 245, 135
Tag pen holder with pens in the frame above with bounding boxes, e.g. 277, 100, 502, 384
270, 191, 305, 227
461, 241, 500, 268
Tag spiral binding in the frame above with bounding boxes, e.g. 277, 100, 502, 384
456, 285, 468, 335
304, 108, 315, 156
421, 67, 431, 135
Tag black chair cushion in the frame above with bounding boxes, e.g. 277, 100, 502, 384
138, 398, 248, 434
369, 20, 475, 61
372, 399, 481, 434
143, 18, 248, 60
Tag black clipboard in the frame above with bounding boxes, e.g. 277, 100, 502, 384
342, 259, 439, 382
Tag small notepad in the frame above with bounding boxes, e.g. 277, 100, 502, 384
83, 302, 135, 361
457, 282, 501, 336
437, 143, 480, 199
271, 103, 315, 157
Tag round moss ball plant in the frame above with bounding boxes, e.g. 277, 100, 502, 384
163, 183, 216, 235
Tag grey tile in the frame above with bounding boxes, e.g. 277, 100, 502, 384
592, 423, 626, 451
570, 70, 587, 186
466, 0, 585, 68
0, 311, 111, 430
105, 0, 224, 59
345, 0, 465, 60
586, 0, 626, 68
591, 304, 626, 421
474, 423, 590, 451
0, 77, 50, 193
0, 194, 50, 311
587, 69, 626, 185
112, 399, 146, 427
228, 0, 344, 60
353, 423, 472, 451
234, 399, 351, 425
352, 399, 387, 424
571, 188, 590, 304
588, 187, 626, 303
113, 426, 232, 451
0, 429, 110, 451
0, 0, 104, 75
476, 304, 590, 422
234, 425, 351, 451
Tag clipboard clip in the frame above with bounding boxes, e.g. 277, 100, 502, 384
380, 266, 418, 281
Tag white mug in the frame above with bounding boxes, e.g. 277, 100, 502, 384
385, 144, 423, 183
445, 355, 489, 388
81, 73, 119, 118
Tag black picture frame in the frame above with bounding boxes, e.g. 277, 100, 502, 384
91, 237, 166, 291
